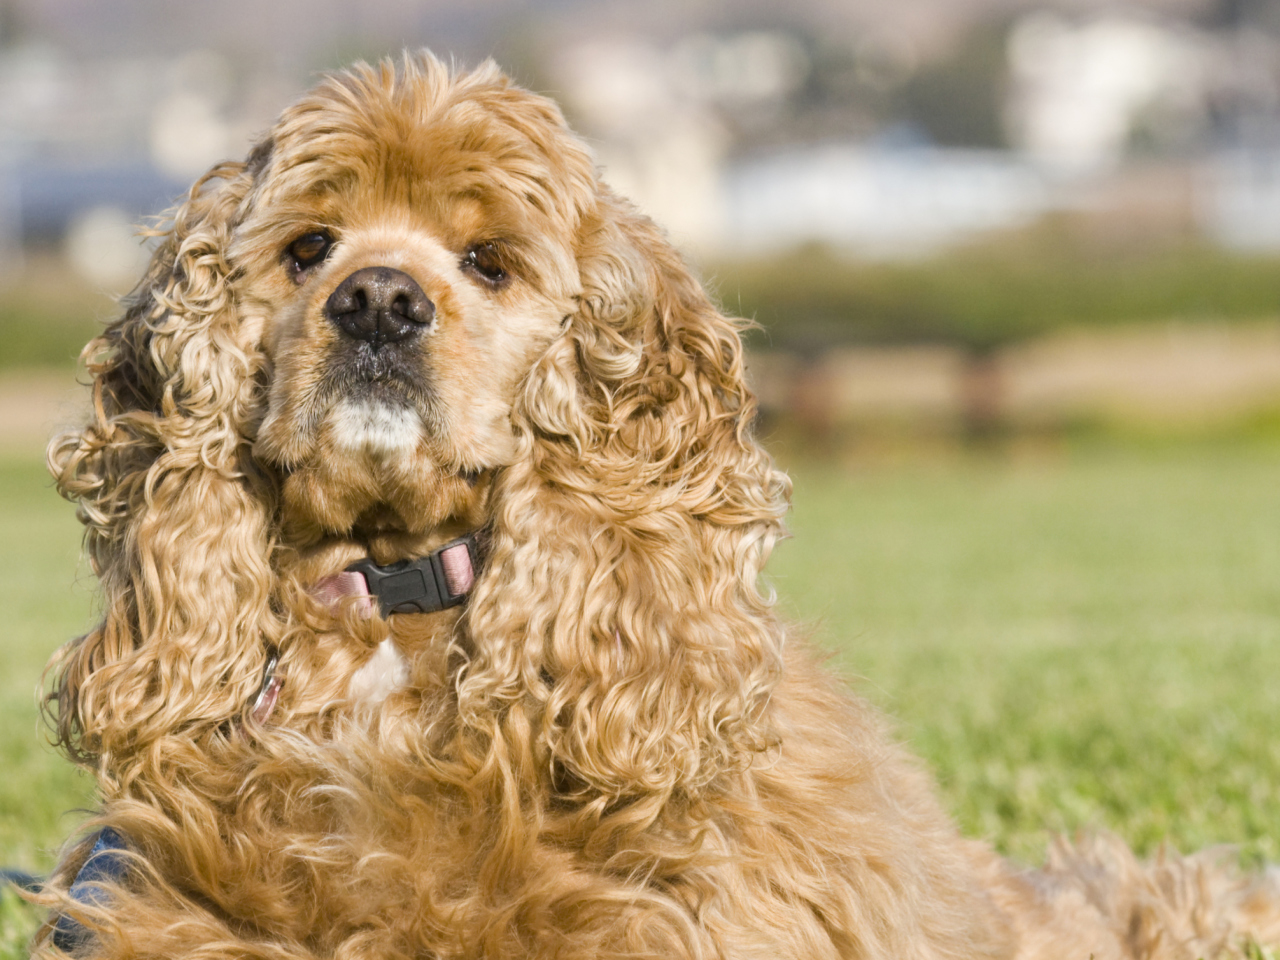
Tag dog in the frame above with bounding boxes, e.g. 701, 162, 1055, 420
34, 51, 1280, 959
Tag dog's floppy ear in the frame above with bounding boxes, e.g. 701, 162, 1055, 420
462, 188, 791, 807
47, 153, 280, 780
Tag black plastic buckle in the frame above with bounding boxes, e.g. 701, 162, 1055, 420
344, 534, 479, 618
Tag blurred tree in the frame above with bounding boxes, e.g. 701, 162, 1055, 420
714, 218, 1280, 355
1202, 0, 1280, 33
0, 0, 27, 46
893, 19, 1011, 149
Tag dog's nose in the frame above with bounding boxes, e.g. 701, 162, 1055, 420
324, 267, 435, 345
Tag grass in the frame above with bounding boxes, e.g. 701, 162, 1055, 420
0, 458, 96, 870
770, 438, 1280, 865
0, 888, 41, 960
3, 439, 1280, 950
0, 456, 95, 958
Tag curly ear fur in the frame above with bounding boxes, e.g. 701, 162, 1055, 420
46, 159, 281, 783
460, 189, 791, 807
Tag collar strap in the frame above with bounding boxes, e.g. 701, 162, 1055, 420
311, 533, 482, 619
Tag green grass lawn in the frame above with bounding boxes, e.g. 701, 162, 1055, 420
2, 440, 1280, 950
770, 439, 1280, 866
0, 455, 96, 956
0, 457, 95, 870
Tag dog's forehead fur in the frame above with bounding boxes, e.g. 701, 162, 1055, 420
233, 58, 595, 295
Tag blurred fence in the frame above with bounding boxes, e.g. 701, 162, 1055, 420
7, 319, 1280, 458
749, 320, 1280, 438
0, 370, 85, 454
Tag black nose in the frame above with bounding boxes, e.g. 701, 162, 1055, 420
324, 267, 435, 345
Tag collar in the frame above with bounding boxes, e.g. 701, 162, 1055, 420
249, 533, 483, 726
311, 532, 482, 619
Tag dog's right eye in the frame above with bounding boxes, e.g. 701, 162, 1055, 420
285, 231, 335, 278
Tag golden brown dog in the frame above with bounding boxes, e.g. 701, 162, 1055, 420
35, 52, 1280, 959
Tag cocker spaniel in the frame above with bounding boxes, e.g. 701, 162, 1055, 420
35, 52, 1280, 960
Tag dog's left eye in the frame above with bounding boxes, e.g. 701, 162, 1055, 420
462, 242, 509, 286
285, 231, 335, 277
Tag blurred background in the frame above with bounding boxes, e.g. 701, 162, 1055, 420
4, 0, 1280, 444
5, 1, 1280, 945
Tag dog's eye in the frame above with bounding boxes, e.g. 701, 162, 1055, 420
462, 242, 508, 287
285, 231, 334, 277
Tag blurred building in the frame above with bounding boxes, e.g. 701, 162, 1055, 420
1, 0, 1280, 277
720, 144, 1048, 258
0, 38, 302, 282
548, 6, 1280, 257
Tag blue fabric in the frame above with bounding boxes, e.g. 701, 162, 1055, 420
0, 868, 38, 892
51, 827, 129, 954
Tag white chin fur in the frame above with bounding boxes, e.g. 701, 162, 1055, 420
349, 638, 410, 706
330, 399, 423, 455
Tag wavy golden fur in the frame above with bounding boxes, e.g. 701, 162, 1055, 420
33, 52, 1280, 959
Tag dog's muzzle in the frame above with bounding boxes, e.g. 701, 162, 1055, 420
325, 267, 434, 346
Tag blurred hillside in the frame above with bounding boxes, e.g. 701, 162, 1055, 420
2, 0, 1280, 444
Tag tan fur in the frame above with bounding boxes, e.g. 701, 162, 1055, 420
32, 52, 1280, 959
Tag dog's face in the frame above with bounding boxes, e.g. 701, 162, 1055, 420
50, 55, 788, 801
230, 66, 594, 559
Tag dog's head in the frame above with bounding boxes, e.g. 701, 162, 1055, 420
240, 61, 596, 555
50, 54, 789, 805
